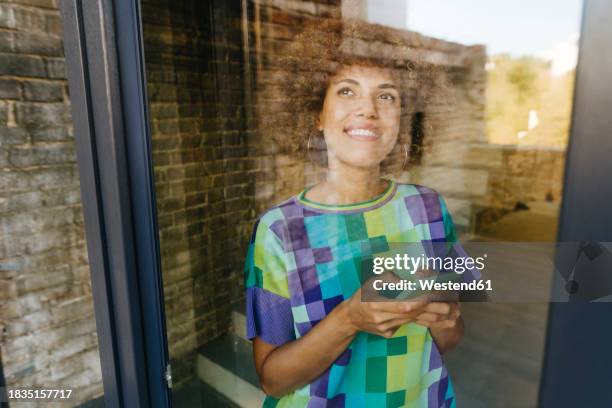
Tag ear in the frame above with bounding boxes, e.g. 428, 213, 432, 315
316, 113, 324, 131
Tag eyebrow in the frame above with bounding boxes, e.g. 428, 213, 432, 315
334, 78, 398, 90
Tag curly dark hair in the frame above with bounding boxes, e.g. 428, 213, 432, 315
257, 17, 452, 173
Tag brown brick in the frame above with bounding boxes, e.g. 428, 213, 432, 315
13, 32, 63, 57
0, 4, 16, 29
15, 102, 71, 127
23, 81, 63, 101
12, 7, 47, 33
0, 53, 46, 77
0, 79, 21, 99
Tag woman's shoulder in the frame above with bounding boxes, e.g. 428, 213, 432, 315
250, 195, 298, 241
257, 195, 297, 222
393, 182, 452, 219
394, 181, 442, 199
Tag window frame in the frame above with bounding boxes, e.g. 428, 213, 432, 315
59, 0, 170, 406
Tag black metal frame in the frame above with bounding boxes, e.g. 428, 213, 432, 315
59, 0, 170, 407
0, 352, 7, 408
539, 0, 612, 406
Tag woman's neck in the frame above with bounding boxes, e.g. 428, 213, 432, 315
305, 162, 388, 205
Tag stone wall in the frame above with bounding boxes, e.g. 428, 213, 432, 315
468, 143, 565, 230
487, 144, 565, 208
142, 0, 345, 386
0, 0, 103, 405
246, 0, 341, 211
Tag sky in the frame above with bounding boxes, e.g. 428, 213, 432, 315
404, 0, 584, 57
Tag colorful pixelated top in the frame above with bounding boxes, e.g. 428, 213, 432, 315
244, 180, 481, 407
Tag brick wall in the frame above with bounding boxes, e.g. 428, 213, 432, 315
491, 146, 565, 207
141, 0, 256, 384
469, 143, 565, 228
0, 0, 103, 405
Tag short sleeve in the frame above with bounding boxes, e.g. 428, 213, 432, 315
244, 216, 296, 346
438, 195, 482, 283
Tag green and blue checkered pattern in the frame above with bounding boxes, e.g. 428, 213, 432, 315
245, 181, 466, 407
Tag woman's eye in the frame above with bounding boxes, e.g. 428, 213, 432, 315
338, 88, 355, 96
379, 93, 396, 101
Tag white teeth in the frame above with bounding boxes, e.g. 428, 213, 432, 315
347, 129, 377, 137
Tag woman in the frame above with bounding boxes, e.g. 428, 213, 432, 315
244, 19, 478, 407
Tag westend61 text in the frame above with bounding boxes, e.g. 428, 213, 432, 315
372, 278, 493, 292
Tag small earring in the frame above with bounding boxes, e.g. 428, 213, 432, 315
307, 130, 324, 164
402, 144, 409, 170
306, 133, 313, 163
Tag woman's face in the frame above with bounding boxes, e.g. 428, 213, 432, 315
318, 65, 401, 169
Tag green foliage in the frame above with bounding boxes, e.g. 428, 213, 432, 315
485, 54, 575, 147
507, 58, 538, 101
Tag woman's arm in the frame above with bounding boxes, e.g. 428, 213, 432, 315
253, 300, 356, 398
429, 316, 464, 354
253, 289, 428, 398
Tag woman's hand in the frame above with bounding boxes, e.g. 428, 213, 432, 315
251, 285, 460, 398
252, 284, 427, 398
414, 301, 461, 329
342, 287, 428, 338
414, 301, 464, 353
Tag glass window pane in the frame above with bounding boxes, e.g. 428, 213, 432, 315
141, 1, 582, 406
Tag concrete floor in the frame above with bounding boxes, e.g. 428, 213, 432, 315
173, 378, 240, 408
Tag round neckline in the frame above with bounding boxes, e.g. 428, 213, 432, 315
296, 179, 397, 213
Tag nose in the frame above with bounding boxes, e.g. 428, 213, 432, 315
355, 96, 378, 119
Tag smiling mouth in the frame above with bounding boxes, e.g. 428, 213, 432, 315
345, 128, 380, 141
